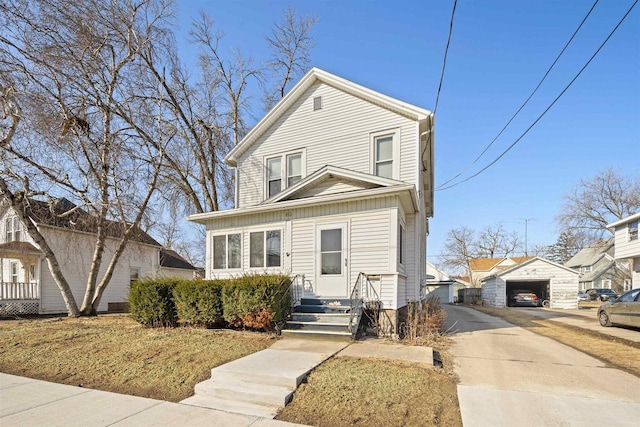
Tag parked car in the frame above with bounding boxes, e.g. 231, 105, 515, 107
585, 288, 619, 302
577, 290, 589, 302
507, 290, 539, 307
598, 288, 640, 328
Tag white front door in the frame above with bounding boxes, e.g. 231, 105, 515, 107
315, 223, 349, 297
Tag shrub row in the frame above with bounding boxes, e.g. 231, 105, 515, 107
129, 274, 292, 330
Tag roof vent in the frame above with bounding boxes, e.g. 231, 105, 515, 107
313, 96, 322, 111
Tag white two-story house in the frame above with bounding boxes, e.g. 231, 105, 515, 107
608, 213, 640, 289
188, 68, 434, 328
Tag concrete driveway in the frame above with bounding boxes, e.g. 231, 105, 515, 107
444, 305, 640, 427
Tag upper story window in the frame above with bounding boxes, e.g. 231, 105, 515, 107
266, 151, 304, 199
267, 158, 282, 198
5, 216, 21, 242
629, 221, 638, 241
581, 265, 592, 273
371, 129, 399, 180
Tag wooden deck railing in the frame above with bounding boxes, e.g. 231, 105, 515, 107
0, 282, 39, 300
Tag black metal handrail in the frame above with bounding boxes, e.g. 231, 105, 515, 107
349, 272, 381, 338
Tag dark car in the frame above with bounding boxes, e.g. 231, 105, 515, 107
598, 288, 640, 328
585, 288, 619, 302
508, 290, 539, 307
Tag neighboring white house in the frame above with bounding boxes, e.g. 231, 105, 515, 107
0, 198, 196, 315
607, 213, 640, 289
481, 257, 579, 309
188, 68, 434, 328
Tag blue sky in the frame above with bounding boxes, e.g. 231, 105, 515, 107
175, 1, 639, 266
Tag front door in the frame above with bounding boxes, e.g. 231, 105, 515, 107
315, 223, 348, 297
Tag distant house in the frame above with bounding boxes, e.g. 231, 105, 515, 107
607, 213, 640, 289
565, 240, 631, 292
0, 197, 196, 315
469, 256, 532, 287
425, 262, 468, 303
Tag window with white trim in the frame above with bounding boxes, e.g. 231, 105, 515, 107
5, 216, 21, 242
629, 221, 638, 241
601, 279, 611, 289
265, 151, 304, 198
213, 233, 241, 270
399, 223, 406, 266
11, 261, 19, 283
371, 129, 399, 179
250, 230, 281, 268
129, 267, 140, 286
581, 265, 592, 273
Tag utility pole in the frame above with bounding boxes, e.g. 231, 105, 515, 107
523, 218, 535, 256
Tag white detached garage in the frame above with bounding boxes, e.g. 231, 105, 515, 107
481, 257, 579, 309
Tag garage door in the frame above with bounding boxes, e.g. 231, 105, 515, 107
506, 280, 549, 307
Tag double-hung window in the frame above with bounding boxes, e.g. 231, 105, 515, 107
266, 151, 304, 198
629, 221, 638, 241
287, 154, 302, 187
250, 230, 281, 268
213, 233, 241, 269
5, 217, 21, 242
371, 129, 399, 179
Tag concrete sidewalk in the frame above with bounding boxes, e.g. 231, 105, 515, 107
0, 373, 307, 427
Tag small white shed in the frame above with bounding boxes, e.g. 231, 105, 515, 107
481, 257, 579, 309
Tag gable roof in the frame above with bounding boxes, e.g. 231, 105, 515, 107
469, 258, 505, 271
263, 165, 405, 204
565, 240, 614, 268
470, 256, 533, 272
12, 198, 160, 247
606, 212, 640, 229
224, 68, 432, 167
483, 257, 579, 281
160, 248, 197, 270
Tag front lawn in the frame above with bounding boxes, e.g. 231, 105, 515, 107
0, 314, 275, 402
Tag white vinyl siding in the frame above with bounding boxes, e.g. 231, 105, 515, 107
237, 82, 416, 208
611, 220, 640, 261
203, 195, 411, 309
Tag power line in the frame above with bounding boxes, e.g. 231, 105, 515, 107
437, 0, 638, 192
422, 0, 457, 171
436, 0, 600, 189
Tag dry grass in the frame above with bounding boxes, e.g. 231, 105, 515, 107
473, 306, 640, 376
277, 347, 461, 427
0, 314, 275, 401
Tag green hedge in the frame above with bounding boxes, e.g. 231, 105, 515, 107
173, 279, 224, 327
129, 278, 178, 327
222, 274, 292, 330
128, 274, 292, 330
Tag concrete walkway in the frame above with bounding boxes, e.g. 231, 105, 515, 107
444, 305, 640, 427
181, 338, 349, 418
0, 373, 306, 427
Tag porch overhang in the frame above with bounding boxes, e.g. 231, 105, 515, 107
187, 184, 419, 225
0, 241, 42, 259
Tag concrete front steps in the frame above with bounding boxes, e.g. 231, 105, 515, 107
282, 298, 353, 340
181, 339, 349, 418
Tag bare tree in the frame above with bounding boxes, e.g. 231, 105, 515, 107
473, 224, 522, 258
558, 168, 640, 240
441, 226, 477, 277
264, 6, 318, 108
0, 0, 170, 316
